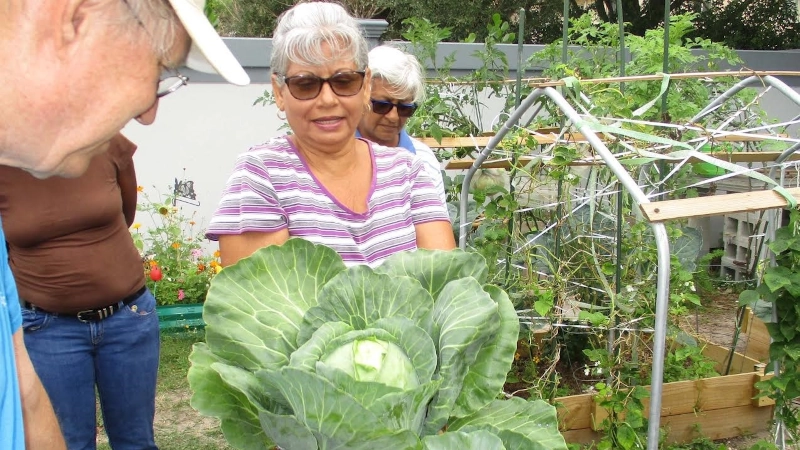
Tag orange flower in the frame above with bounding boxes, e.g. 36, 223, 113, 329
189, 221, 196, 226
171, 242, 180, 249
197, 263, 206, 273
148, 260, 158, 267
213, 250, 221, 259
209, 260, 219, 268
137, 186, 144, 192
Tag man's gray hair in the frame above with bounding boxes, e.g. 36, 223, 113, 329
368, 45, 426, 104
270, 2, 368, 84
124, 0, 182, 64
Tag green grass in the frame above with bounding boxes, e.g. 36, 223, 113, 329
98, 330, 232, 450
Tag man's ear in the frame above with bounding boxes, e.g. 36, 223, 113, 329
271, 73, 285, 111
61, 0, 104, 46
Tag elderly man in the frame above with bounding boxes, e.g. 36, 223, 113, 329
0, 0, 248, 448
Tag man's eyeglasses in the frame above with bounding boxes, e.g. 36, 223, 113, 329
120, 0, 188, 99
157, 70, 189, 98
370, 99, 418, 118
276, 71, 366, 100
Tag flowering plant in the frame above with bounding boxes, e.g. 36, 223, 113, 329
130, 187, 220, 306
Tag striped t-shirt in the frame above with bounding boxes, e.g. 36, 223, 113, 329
206, 136, 450, 267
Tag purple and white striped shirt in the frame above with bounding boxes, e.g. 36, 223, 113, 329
207, 136, 450, 267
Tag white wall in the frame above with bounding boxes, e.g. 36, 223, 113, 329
122, 82, 278, 248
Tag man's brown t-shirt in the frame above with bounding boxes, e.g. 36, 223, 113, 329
0, 134, 145, 313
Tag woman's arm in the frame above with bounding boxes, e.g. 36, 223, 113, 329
118, 160, 138, 227
218, 229, 290, 267
112, 134, 138, 227
415, 221, 456, 250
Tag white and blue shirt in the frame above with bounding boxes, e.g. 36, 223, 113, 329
0, 217, 23, 448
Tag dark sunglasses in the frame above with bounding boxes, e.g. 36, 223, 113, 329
276, 71, 366, 100
370, 99, 418, 118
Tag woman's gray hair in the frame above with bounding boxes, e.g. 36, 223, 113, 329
122, 0, 182, 64
271, 2, 369, 85
368, 45, 426, 103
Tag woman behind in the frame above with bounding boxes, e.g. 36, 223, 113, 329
357, 45, 446, 203
207, 2, 455, 268
0, 134, 159, 450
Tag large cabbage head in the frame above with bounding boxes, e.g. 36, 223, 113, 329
188, 238, 566, 450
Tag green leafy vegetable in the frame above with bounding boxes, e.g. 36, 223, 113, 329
189, 238, 566, 449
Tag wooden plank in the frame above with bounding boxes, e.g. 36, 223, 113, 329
555, 393, 594, 430
700, 339, 763, 375
742, 309, 771, 362
560, 393, 773, 444
590, 372, 761, 430
416, 132, 593, 149
527, 70, 800, 88
640, 187, 800, 222
561, 428, 602, 445
443, 151, 798, 170
753, 372, 776, 407
660, 404, 773, 444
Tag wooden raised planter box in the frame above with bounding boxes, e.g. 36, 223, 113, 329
555, 322, 774, 445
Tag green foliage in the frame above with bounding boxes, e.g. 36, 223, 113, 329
189, 239, 567, 449
746, 440, 779, 450
207, 0, 798, 50
130, 189, 219, 306
662, 345, 719, 383
532, 13, 743, 124
208, 0, 289, 37
696, 0, 800, 50
594, 382, 650, 450
666, 435, 726, 450
739, 209, 800, 443
693, 248, 725, 296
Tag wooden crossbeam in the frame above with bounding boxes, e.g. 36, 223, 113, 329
527, 70, 800, 88
419, 131, 789, 152
416, 133, 592, 149
443, 151, 800, 170
640, 187, 800, 222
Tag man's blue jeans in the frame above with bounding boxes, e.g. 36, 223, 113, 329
21, 288, 160, 450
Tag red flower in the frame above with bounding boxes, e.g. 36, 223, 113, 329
149, 266, 163, 282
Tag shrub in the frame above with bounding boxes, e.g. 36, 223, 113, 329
130, 187, 220, 306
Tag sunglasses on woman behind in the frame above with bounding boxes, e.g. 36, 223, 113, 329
370, 99, 418, 118
275, 71, 366, 100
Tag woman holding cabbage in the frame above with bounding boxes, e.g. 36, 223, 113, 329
207, 1, 455, 267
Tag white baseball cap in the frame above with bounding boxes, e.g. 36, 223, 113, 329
166, 0, 250, 86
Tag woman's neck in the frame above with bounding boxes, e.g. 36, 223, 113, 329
291, 136, 362, 178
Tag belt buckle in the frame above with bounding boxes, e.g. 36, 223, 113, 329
76, 310, 99, 323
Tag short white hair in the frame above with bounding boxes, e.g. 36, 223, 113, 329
368, 45, 426, 103
125, 0, 183, 64
271, 2, 369, 82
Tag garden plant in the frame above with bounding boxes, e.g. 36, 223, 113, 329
397, 11, 787, 447
189, 239, 567, 449
130, 187, 220, 306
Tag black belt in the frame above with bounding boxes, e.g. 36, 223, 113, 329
22, 285, 147, 323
